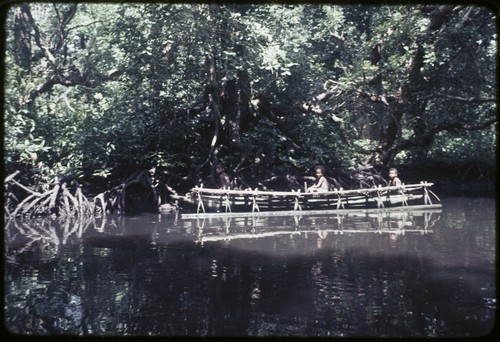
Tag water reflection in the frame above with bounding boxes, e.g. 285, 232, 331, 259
4, 199, 496, 337
186, 209, 440, 247
5, 216, 90, 261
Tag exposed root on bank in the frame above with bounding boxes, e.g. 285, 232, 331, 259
92, 170, 160, 216
5, 168, 180, 219
5, 173, 93, 219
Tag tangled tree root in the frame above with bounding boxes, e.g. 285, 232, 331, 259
93, 170, 161, 216
5, 172, 93, 219
4, 169, 180, 219
93, 169, 183, 216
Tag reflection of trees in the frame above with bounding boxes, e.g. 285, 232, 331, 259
3, 229, 488, 336
9, 209, 493, 337
5, 215, 93, 250
5, 238, 88, 334
5, 216, 98, 334
4, 214, 130, 335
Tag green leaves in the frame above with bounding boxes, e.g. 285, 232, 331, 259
4, 3, 496, 185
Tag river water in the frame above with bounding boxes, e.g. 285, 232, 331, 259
4, 197, 496, 337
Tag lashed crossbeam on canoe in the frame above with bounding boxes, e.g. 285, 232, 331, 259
191, 182, 435, 197
181, 182, 441, 218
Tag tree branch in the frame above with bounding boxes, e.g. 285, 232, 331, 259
26, 68, 124, 103
434, 116, 497, 133
21, 4, 56, 65
395, 116, 497, 152
426, 93, 496, 103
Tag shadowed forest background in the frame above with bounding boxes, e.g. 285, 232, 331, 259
3, 3, 496, 215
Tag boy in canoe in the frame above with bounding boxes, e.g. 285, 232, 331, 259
308, 165, 330, 192
215, 163, 231, 189
388, 168, 402, 187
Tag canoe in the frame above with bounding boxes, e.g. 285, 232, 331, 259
179, 181, 441, 219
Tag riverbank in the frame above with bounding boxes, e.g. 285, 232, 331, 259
396, 166, 496, 198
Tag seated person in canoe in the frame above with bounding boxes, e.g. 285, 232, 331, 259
307, 165, 330, 192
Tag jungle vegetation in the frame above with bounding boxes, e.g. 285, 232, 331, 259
3, 2, 497, 215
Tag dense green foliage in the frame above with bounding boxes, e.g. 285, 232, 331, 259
3, 3, 496, 190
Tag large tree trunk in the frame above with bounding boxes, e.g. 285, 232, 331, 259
222, 67, 252, 149
199, 6, 253, 170
197, 52, 222, 171
371, 44, 427, 165
13, 5, 32, 71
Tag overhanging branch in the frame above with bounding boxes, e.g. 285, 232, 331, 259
434, 116, 497, 133
396, 116, 497, 151
26, 68, 125, 104
427, 93, 496, 103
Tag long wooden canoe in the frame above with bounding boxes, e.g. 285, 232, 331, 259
179, 181, 441, 219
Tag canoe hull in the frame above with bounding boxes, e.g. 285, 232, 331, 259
180, 185, 440, 219
199, 192, 423, 212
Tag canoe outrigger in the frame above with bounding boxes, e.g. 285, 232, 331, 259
179, 181, 441, 219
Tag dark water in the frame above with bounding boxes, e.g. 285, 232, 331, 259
4, 197, 496, 337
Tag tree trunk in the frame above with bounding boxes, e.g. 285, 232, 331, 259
13, 5, 32, 71
373, 44, 426, 165
198, 52, 222, 170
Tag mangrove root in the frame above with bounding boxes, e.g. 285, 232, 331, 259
4, 173, 94, 219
